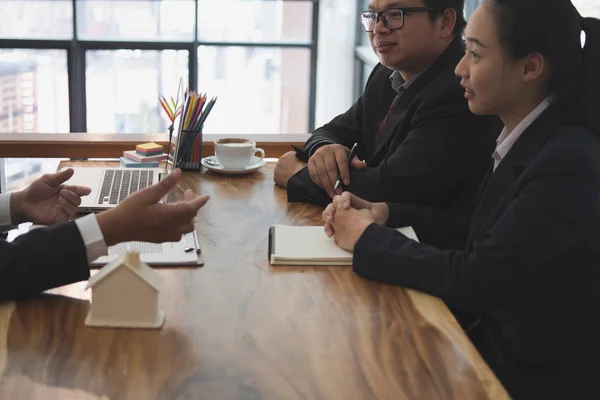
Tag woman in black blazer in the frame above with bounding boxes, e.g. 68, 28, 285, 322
322, 0, 600, 398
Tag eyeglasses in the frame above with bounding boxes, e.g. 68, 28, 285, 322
359, 7, 441, 32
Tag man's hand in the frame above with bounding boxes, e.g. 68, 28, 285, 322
11, 168, 91, 225
325, 195, 375, 252
97, 169, 209, 246
307, 144, 367, 198
323, 192, 389, 237
274, 151, 306, 188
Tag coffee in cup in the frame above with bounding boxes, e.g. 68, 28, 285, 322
214, 138, 265, 169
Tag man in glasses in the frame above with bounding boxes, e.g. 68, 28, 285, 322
274, 0, 501, 249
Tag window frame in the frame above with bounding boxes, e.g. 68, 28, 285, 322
0, 0, 320, 133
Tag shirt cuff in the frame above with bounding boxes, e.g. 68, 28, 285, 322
0, 193, 14, 232
307, 140, 336, 157
75, 213, 108, 263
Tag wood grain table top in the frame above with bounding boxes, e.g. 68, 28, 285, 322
0, 161, 508, 400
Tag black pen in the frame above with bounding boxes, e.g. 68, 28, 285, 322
183, 231, 202, 255
334, 142, 358, 191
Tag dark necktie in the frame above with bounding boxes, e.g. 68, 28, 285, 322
375, 89, 404, 150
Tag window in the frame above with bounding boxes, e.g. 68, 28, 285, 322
0, 1, 73, 40
86, 49, 189, 133
197, 0, 313, 43
572, 0, 600, 18
198, 46, 310, 134
0, 0, 319, 191
0, 49, 68, 191
0, 0, 318, 134
77, 1, 195, 42
0, 49, 69, 134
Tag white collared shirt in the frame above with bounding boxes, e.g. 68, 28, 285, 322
493, 95, 553, 171
0, 193, 108, 263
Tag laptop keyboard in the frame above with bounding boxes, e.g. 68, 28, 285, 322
98, 169, 154, 205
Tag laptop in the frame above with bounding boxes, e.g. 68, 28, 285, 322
65, 166, 167, 213
65, 80, 184, 213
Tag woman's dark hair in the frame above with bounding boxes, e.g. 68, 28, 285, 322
423, 0, 467, 36
486, 0, 600, 134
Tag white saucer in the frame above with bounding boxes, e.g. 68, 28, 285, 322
201, 156, 266, 175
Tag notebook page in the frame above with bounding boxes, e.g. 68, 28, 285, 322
91, 233, 200, 266
29, 224, 202, 266
272, 225, 352, 261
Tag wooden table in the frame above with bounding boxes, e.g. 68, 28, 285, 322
0, 161, 509, 400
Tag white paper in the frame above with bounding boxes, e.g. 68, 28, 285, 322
90, 232, 202, 266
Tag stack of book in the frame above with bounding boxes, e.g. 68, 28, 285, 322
120, 142, 168, 168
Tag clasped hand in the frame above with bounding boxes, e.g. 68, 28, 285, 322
322, 192, 389, 251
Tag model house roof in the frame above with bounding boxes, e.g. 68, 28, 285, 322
85, 251, 163, 292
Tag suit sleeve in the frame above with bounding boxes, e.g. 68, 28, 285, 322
301, 64, 384, 156
346, 84, 494, 204
385, 202, 472, 250
0, 221, 91, 301
288, 82, 497, 207
287, 66, 384, 204
302, 99, 363, 156
353, 151, 600, 312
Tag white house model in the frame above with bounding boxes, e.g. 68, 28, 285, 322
85, 251, 165, 328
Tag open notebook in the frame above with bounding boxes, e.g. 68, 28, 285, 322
268, 225, 418, 266
90, 231, 203, 267
29, 225, 203, 266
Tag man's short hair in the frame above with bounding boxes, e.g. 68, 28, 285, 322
423, 0, 466, 36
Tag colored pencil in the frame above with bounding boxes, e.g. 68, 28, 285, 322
173, 89, 217, 169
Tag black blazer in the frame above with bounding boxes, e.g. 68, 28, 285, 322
288, 38, 501, 215
0, 221, 91, 301
352, 105, 600, 398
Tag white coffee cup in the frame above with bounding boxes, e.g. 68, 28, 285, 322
214, 138, 265, 169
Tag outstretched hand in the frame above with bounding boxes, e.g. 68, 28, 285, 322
97, 169, 209, 246
11, 168, 91, 225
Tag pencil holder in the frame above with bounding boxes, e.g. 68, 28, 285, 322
176, 129, 203, 172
